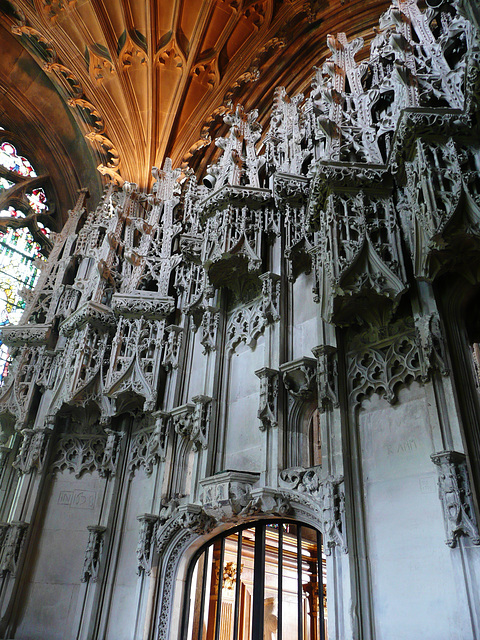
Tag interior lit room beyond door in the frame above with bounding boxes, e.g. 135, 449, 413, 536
184, 521, 327, 640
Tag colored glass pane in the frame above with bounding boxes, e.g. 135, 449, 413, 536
0, 141, 49, 384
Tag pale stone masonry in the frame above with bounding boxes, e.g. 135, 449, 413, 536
0, 0, 480, 638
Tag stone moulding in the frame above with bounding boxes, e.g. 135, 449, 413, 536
200, 184, 272, 218
111, 293, 175, 319
199, 470, 261, 520
1, 324, 52, 347
59, 300, 115, 336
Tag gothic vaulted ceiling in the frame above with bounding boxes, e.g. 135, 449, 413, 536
0, 0, 390, 196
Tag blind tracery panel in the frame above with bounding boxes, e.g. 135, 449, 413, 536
184, 521, 327, 640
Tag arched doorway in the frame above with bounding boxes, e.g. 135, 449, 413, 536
183, 520, 327, 640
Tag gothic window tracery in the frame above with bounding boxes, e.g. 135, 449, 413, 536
0, 138, 51, 383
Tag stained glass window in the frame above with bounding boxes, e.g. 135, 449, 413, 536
0, 141, 50, 384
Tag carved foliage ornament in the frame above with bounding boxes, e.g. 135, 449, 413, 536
431, 451, 480, 548
279, 467, 347, 555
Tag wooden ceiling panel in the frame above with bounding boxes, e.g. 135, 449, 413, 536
0, 0, 391, 193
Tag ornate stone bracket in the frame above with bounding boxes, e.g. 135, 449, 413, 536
200, 306, 220, 354
255, 368, 279, 430
136, 514, 159, 575
155, 504, 215, 556
171, 398, 212, 451
111, 293, 175, 320
280, 357, 317, 399
162, 325, 184, 371
13, 428, 51, 475
200, 471, 261, 521
59, 301, 115, 337
99, 429, 123, 477
431, 451, 480, 548
260, 272, 281, 323
191, 395, 213, 451
81, 525, 107, 583
312, 345, 339, 412
415, 313, 449, 380
0, 521, 29, 577
279, 467, 347, 555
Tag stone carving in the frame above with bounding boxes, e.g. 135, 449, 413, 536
280, 357, 317, 399
136, 514, 159, 575
128, 413, 169, 478
415, 312, 449, 380
310, 191, 408, 326
312, 345, 339, 412
347, 319, 423, 406
81, 525, 107, 583
0, 521, 29, 577
155, 504, 215, 557
431, 451, 480, 548
200, 471, 261, 521
51, 435, 107, 478
260, 272, 281, 323
202, 105, 263, 191
279, 467, 347, 554
0, 3, 478, 637
171, 398, 212, 451
0, 445, 12, 478
13, 428, 51, 475
255, 368, 279, 431
99, 429, 123, 477
162, 325, 184, 371
319, 475, 348, 556
226, 299, 267, 353
200, 307, 220, 354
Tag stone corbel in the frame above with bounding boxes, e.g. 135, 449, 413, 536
13, 428, 51, 475
200, 471, 261, 520
171, 403, 195, 443
280, 357, 317, 399
162, 325, 184, 371
260, 272, 281, 323
0, 521, 29, 577
136, 514, 159, 575
279, 468, 347, 555
99, 429, 123, 477
255, 367, 279, 430
319, 475, 347, 555
431, 451, 480, 548
415, 313, 449, 381
312, 345, 339, 412
81, 525, 107, 583
200, 306, 220, 354
191, 395, 213, 451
